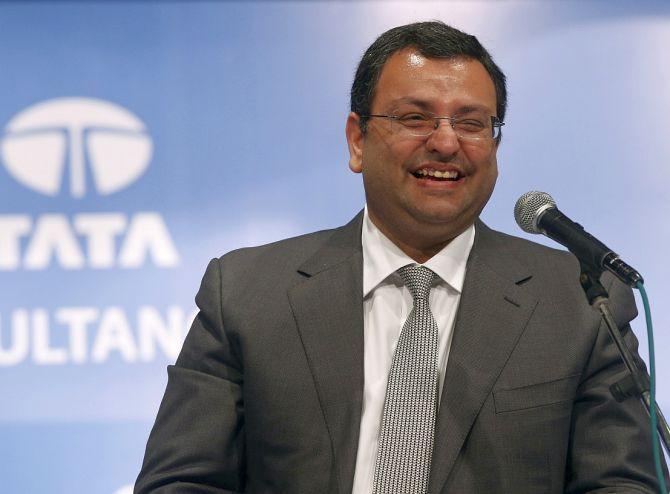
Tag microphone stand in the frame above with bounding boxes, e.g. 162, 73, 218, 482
579, 265, 670, 456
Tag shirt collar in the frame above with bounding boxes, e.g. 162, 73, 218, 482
361, 206, 475, 297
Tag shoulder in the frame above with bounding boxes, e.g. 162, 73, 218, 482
199, 219, 359, 300
477, 222, 636, 322
191, 227, 345, 314
217, 226, 339, 272
213, 211, 363, 277
475, 221, 580, 280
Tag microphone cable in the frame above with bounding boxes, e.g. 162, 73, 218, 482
515, 191, 666, 488
636, 282, 667, 493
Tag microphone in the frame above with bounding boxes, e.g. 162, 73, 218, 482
514, 191, 643, 287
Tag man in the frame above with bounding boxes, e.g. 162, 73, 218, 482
135, 22, 665, 493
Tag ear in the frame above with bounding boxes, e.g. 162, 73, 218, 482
345, 112, 364, 173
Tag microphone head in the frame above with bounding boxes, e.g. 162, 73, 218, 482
514, 191, 557, 234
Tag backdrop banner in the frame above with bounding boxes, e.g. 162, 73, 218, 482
0, 2, 668, 492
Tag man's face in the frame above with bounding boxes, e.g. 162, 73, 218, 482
346, 48, 499, 247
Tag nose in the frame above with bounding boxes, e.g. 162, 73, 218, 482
425, 119, 460, 156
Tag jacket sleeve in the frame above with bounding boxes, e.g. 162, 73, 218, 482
134, 258, 245, 494
565, 276, 669, 492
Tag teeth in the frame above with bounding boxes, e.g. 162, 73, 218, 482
415, 169, 458, 179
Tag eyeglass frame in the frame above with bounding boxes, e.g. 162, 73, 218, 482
359, 112, 505, 141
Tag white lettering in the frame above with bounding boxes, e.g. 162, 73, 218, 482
74, 214, 126, 268
55, 307, 99, 364
138, 306, 186, 361
24, 214, 85, 270
0, 215, 31, 270
33, 308, 68, 365
0, 309, 30, 365
0, 212, 180, 270
0, 305, 190, 366
118, 213, 179, 268
91, 307, 138, 362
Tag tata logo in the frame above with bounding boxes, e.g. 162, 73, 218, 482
0, 97, 153, 198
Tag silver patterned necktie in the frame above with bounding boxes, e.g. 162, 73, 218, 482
373, 264, 439, 494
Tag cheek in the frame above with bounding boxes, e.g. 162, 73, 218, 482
466, 146, 498, 177
362, 133, 418, 169
481, 160, 498, 197
489, 154, 499, 181
487, 156, 499, 181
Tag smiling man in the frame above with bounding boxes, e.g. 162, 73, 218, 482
346, 50, 500, 263
136, 22, 666, 493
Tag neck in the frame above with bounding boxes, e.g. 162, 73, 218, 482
367, 209, 469, 264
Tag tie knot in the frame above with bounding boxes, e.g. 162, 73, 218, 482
397, 265, 435, 301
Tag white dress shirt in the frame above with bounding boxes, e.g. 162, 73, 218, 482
351, 208, 475, 494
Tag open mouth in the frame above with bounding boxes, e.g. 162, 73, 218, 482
412, 168, 461, 181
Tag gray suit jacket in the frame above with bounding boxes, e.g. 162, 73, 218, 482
135, 213, 665, 493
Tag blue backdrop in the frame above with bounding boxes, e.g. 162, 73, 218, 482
0, 2, 669, 492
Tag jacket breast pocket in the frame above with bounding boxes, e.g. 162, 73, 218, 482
493, 374, 581, 413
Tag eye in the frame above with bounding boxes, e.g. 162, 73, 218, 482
453, 119, 486, 133
397, 113, 431, 127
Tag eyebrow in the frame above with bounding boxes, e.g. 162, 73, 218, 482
388, 99, 493, 116
388, 98, 433, 112
452, 105, 491, 116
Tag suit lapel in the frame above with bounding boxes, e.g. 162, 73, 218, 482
429, 223, 539, 493
288, 213, 365, 494
287, 215, 539, 493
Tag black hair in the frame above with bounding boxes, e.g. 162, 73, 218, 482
351, 21, 507, 133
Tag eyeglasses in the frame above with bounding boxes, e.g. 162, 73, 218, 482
361, 111, 504, 141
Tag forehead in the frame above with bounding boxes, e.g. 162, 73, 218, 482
372, 48, 497, 115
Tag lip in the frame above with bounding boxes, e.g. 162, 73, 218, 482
409, 161, 467, 189
409, 162, 465, 175
412, 173, 466, 190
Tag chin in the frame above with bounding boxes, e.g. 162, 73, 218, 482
410, 202, 465, 221
408, 209, 472, 232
